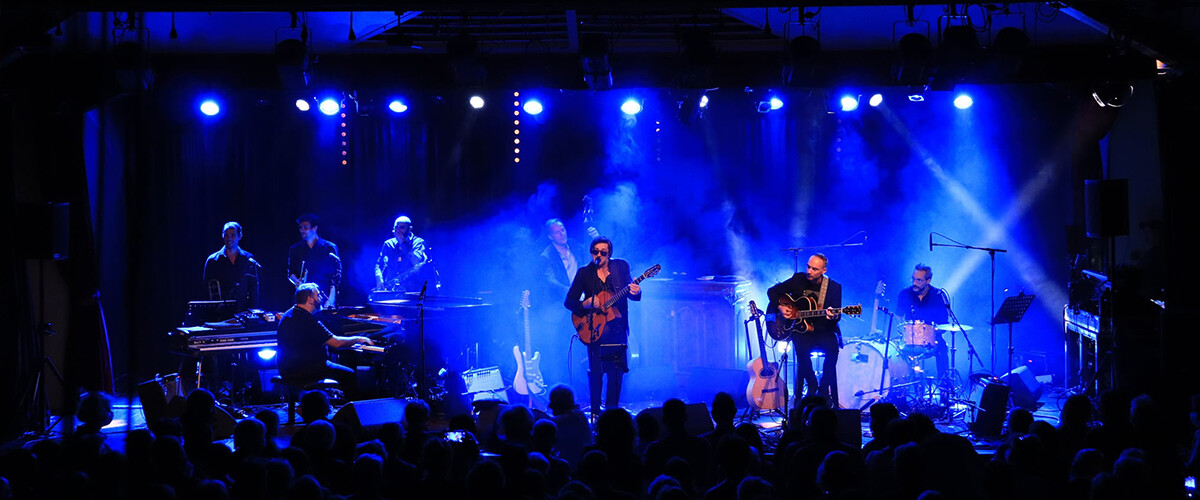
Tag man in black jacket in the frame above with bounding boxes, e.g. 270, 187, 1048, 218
767, 253, 842, 408
564, 236, 641, 418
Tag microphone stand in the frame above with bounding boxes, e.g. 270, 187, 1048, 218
781, 231, 867, 273
930, 234, 1007, 373
418, 280, 428, 400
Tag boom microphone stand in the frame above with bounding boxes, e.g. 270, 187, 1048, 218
781, 231, 868, 273
930, 233, 1007, 373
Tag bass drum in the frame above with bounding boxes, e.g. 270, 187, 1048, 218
837, 341, 912, 410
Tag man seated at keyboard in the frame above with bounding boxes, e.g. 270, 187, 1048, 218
277, 283, 374, 398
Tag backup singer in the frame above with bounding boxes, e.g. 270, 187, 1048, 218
287, 213, 342, 308
564, 237, 641, 418
767, 253, 843, 408
374, 215, 430, 292
202, 221, 260, 310
897, 263, 950, 381
276, 283, 374, 394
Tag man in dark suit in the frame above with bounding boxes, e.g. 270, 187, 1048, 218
564, 236, 641, 418
767, 253, 843, 408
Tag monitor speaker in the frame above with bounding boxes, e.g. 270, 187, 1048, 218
331, 398, 409, 439
971, 382, 1010, 437
636, 402, 714, 440
1002, 366, 1043, 409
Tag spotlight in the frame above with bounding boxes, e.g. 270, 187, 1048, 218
770, 97, 783, 110
868, 94, 883, 107
620, 99, 642, 115
469, 95, 485, 109
1092, 81, 1133, 108
522, 100, 543, 115
839, 95, 860, 112
757, 96, 784, 113
295, 99, 311, 112
953, 94, 974, 109
257, 349, 277, 361
199, 99, 220, 116
318, 98, 340, 115
388, 100, 408, 113
698, 94, 709, 109
581, 33, 614, 91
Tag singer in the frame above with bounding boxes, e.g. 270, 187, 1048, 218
202, 221, 260, 310
373, 215, 432, 292
564, 236, 641, 419
766, 253, 843, 409
897, 263, 951, 380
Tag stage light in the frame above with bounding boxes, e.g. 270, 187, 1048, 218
581, 33, 614, 91
199, 99, 220, 116
699, 94, 709, 109
868, 94, 884, 107
295, 99, 311, 112
257, 349, 277, 361
620, 99, 642, 115
522, 100, 543, 115
1092, 81, 1133, 108
770, 97, 783, 110
388, 100, 408, 113
839, 95, 860, 112
953, 94, 974, 109
469, 95, 485, 109
318, 98, 340, 115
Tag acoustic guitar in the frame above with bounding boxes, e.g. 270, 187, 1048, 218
768, 293, 863, 341
513, 290, 546, 400
745, 301, 788, 410
571, 264, 661, 344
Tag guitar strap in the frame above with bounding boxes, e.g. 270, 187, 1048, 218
816, 276, 828, 309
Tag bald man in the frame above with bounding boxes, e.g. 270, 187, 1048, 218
374, 215, 431, 292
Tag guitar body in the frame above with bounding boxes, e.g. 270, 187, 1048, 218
767, 295, 864, 341
571, 290, 622, 344
745, 356, 788, 410
513, 346, 546, 395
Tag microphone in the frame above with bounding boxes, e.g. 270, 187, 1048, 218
419, 280, 428, 301
854, 390, 865, 397
749, 300, 761, 318
594, 256, 602, 266
929, 233, 933, 252
248, 257, 263, 268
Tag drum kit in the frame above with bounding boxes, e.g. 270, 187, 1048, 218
837, 321, 974, 412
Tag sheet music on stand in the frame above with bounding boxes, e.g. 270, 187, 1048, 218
993, 293, 1036, 381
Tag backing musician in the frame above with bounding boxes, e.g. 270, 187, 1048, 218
564, 237, 641, 419
202, 221, 260, 310
287, 213, 341, 309
767, 253, 843, 408
277, 283, 374, 396
897, 263, 950, 382
374, 215, 431, 292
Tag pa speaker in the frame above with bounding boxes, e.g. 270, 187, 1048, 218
834, 409, 862, 449
971, 382, 1010, 437
1002, 366, 1043, 409
637, 402, 714, 440
1084, 179, 1129, 238
332, 398, 408, 439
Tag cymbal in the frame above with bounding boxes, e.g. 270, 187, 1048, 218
936, 324, 974, 332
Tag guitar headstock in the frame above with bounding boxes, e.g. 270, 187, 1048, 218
842, 304, 864, 316
641, 264, 662, 280
875, 280, 886, 295
520, 290, 531, 309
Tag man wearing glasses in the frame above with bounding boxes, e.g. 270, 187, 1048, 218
564, 236, 641, 418
897, 263, 950, 381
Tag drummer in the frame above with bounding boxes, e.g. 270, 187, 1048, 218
897, 263, 950, 382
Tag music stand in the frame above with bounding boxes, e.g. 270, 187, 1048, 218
992, 293, 1036, 380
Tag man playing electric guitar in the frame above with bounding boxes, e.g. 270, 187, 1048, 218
564, 236, 641, 419
374, 215, 432, 292
767, 253, 843, 409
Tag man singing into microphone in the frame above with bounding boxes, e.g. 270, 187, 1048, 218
565, 236, 641, 419
202, 221, 259, 310
897, 263, 950, 382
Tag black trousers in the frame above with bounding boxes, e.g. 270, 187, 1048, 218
587, 343, 627, 416
281, 360, 358, 397
794, 331, 840, 408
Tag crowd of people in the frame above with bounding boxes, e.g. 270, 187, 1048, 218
1, 387, 1198, 500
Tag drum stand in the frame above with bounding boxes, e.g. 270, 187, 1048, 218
939, 291, 986, 424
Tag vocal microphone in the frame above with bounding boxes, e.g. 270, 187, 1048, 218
929, 233, 933, 252
419, 280, 429, 301
248, 257, 263, 268
749, 300, 761, 318
854, 390, 865, 397
594, 256, 602, 266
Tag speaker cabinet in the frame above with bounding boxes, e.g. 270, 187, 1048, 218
636, 402, 714, 440
331, 398, 409, 439
971, 383, 1010, 437
1002, 366, 1043, 409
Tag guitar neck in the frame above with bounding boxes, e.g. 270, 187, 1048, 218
795, 306, 851, 318
603, 275, 645, 309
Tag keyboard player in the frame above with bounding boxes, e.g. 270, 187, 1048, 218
277, 283, 374, 397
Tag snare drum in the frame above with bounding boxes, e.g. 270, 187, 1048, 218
836, 341, 912, 410
901, 321, 937, 346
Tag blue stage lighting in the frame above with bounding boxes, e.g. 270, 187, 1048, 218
840, 95, 860, 112
199, 99, 220, 116
257, 349, 277, 361
620, 99, 642, 115
954, 94, 974, 109
388, 100, 408, 113
769, 97, 783, 110
295, 99, 311, 112
318, 98, 340, 115
699, 94, 709, 109
868, 94, 884, 107
469, 95, 485, 109
522, 100, 543, 115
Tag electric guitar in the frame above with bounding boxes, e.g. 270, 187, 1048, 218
767, 293, 863, 340
571, 264, 662, 344
381, 258, 434, 292
513, 290, 546, 399
745, 301, 788, 410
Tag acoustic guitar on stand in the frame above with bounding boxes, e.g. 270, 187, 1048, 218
745, 301, 788, 410
571, 264, 662, 344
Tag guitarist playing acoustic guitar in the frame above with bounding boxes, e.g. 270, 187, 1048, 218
565, 236, 643, 418
766, 253, 844, 408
